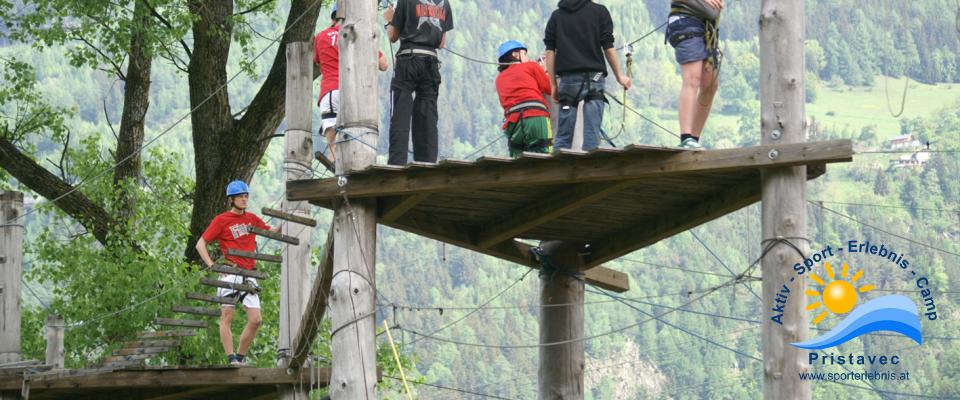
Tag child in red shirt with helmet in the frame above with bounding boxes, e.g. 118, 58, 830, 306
196, 180, 278, 366
495, 40, 553, 157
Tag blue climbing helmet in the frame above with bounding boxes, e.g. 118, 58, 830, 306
331, 3, 339, 20
226, 180, 250, 197
497, 40, 527, 62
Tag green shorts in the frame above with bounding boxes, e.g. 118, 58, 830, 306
504, 116, 552, 158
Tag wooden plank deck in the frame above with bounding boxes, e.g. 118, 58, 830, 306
287, 140, 853, 291
0, 366, 343, 400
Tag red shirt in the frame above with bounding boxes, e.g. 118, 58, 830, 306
313, 25, 385, 103
201, 211, 271, 270
495, 62, 552, 128
314, 25, 341, 101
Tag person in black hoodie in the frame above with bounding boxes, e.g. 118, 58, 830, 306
543, 0, 631, 152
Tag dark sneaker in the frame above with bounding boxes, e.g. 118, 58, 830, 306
228, 354, 241, 366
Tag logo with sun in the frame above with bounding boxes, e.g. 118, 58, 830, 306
792, 261, 922, 350
805, 262, 875, 324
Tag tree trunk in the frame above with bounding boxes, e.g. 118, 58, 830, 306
113, 0, 154, 222
184, 0, 320, 264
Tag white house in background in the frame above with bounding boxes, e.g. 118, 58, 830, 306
892, 151, 931, 168
889, 134, 921, 149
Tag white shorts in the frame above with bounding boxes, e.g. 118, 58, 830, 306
319, 90, 340, 132
217, 273, 261, 310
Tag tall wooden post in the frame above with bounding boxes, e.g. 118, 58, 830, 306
45, 314, 65, 369
759, 1, 811, 399
0, 191, 23, 364
538, 241, 586, 400
278, 42, 314, 400
329, 0, 379, 397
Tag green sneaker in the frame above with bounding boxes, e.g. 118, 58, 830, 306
679, 137, 704, 150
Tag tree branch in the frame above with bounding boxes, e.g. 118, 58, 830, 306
72, 34, 126, 81
0, 136, 116, 246
234, 0, 275, 16
140, 0, 193, 60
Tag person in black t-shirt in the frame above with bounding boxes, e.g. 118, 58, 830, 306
384, 0, 454, 165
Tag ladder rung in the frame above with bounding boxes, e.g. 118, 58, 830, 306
123, 339, 179, 348
102, 361, 143, 369
262, 208, 317, 227
104, 353, 154, 362
172, 305, 222, 317
113, 346, 173, 356
210, 264, 268, 279
248, 226, 300, 245
137, 331, 198, 340
186, 292, 237, 305
155, 318, 208, 329
199, 277, 259, 293
226, 249, 282, 263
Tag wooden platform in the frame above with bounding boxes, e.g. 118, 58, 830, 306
288, 141, 853, 290
0, 366, 335, 400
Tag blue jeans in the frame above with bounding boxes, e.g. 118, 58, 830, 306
555, 74, 605, 151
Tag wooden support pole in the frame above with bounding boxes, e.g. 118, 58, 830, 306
329, 0, 380, 397
538, 241, 585, 400
44, 314, 65, 369
759, 1, 811, 399
277, 40, 314, 400
0, 191, 23, 364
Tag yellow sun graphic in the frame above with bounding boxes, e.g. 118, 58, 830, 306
806, 262, 875, 325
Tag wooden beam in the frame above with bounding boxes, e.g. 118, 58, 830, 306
0, 191, 23, 365
210, 264, 267, 279
44, 314, 65, 369
476, 181, 637, 249
379, 193, 430, 224
104, 353, 154, 363
123, 340, 179, 349
171, 305, 221, 318
287, 140, 853, 202
225, 249, 281, 263
137, 331, 196, 340
391, 212, 629, 292
0, 367, 333, 390
199, 277, 258, 293
143, 386, 226, 400
113, 347, 173, 356
586, 178, 760, 268
247, 226, 300, 245
287, 222, 335, 369
155, 318, 207, 329
185, 293, 237, 305
262, 207, 317, 227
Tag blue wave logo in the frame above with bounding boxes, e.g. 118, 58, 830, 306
792, 295, 922, 350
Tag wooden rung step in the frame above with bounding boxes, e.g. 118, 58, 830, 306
186, 292, 237, 305
113, 346, 174, 356
199, 277, 259, 293
103, 361, 143, 369
104, 353, 154, 363
137, 331, 197, 340
123, 339, 178, 348
262, 208, 317, 227
156, 318, 208, 329
210, 264, 268, 279
172, 305, 222, 317
226, 248, 282, 263
248, 226, 300, 245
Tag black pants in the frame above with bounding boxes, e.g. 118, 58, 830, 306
388, 55, 441, 165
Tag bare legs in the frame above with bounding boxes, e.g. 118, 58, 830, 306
219, 306, 262, 357
678, 60, 719, 138
324, 127, 337, 162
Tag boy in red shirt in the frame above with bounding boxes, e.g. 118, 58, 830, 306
313, 4, 388, 162
495, 40, 552, 157
196, 180, 278, 366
